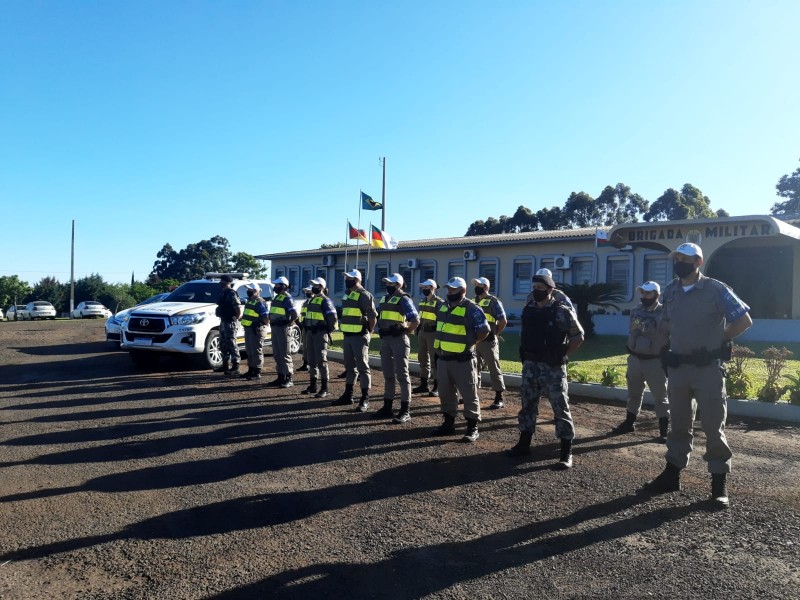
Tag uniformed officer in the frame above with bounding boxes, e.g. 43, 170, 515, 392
643, 243, 752, 508
332, 269, 377, 411
612, 281, 670, 440
528, 268, 574, 309
431, 277, 490, 442
241, 283, 269, 380
374, 274, 419, 423
508, 272, 584, 469
214, 274, 243, 376
300, 278, 338, 399
412, 278, 444, 397
297, 286, 313, 373
266, 276, 299, 389
473, 277, 508, 409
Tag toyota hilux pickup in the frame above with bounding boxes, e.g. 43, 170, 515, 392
120, 273, 303, 369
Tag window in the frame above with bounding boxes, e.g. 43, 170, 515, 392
400, 268, 413, 291
288, 267, 300, 294
644, 255, 670, 289
420, 261, 437, 285
332, 267, 346, 297
478, 260, 498, 291
274, 267, 286, 279
448, 261, 464, 280
374, 264, 389, 295
513, 259, 533, 295
539, 257, 563, 284
315, 266, 328, 283
606, 256, 632, 300
571, 257, 595, 285
301, 266, 313, 290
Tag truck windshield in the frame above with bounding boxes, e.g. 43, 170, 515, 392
165, 283, 224, 304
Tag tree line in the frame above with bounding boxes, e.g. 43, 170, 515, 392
1, 236, 268, 315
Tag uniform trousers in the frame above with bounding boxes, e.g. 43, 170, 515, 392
306, 330, 330, 381
380, 335, 411, 404
476, 336, 505, 391
437, 356, 480, 421
417, 328, 437, 382
244, 326, 264, 370
625, 354, 669, 418
518, 360, 574, 440
219, 320, 240, 366
301, 328, 310, 364
343, 333, 372, 389
665, 363, 731, 474
271, 325, 293, 376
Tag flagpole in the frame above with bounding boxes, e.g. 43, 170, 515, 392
366, 222, 373, 291
344, 219, 349, 272
380, 157, 386, 231
356, 190, 363, 268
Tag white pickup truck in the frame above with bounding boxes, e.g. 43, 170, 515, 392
120, 273, 303, 369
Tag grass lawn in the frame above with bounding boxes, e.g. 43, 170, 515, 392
329, 332, 800, 402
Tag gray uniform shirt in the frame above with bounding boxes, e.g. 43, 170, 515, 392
627, 303, 668, 356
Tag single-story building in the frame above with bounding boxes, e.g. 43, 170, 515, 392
257, 215, 800, 341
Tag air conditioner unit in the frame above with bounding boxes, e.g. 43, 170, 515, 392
321, 255, 336, 267
554, 256, 571, 269
406, 258, 419, 269
463, 249, 477, 261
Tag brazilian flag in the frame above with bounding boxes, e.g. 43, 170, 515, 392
361, 191, 383, 211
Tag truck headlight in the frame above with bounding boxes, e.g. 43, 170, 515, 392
170, 313, 207, 326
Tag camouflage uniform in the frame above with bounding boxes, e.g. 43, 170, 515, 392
220, 321, 240, 367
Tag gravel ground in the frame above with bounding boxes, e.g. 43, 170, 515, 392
0, 319, 798, 600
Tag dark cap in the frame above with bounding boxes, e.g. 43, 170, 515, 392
220, 274, 233, 283
532, 274, 556, 289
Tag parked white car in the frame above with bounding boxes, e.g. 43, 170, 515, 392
105, 293, 170, 346
6, 305, 27, 321
0, 307, 4, 321
26, 301, 57, 320
71, 301, 112, 319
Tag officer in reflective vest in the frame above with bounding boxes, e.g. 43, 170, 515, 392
473, 277, 508, 409
266, 276, 299, 389
297, 286, 313, 373
374, 273, 419, 424
299, 277, 338, 400
431, 277, 490, 443
240, 283, 269, 380
332, 269, 377, 411
412, 278, 444, 397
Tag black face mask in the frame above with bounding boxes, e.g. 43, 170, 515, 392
305, 292, 313, 299
311, 287, 322, 295
386, 285, 397, 295
673, 261, 695, 279
474, 287, 486, 296
422, 289, 432, 297
345, 279, 357, 289
533, 289, 550, 302
447, 292, 464, 303
274, 285, 285, 294
641, 296, 657, 308
247, 290, 257, 299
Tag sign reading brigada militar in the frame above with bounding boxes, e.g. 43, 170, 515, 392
627, 220, 774, 242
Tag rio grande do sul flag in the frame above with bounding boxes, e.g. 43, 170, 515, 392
347, 220, 368, 242
595, 228, 612, 248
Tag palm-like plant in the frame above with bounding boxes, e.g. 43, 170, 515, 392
557, 282, 626, 337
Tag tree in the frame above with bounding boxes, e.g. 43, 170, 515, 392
319, 242, 348, 249
129, 282, 160, 304
536, 206, 567, 230
558, 282, 626, 337
150, 236, 233, 281
0, 275, 33, 308
230, 252, 268, 278
644, 184, 718, 222
32, 277, 68, 313
562, 192, 598, 227
771, 159, 800, 217
74, 274, 112, 306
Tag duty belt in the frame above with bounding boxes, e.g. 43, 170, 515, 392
627, 347, 660, 360
663, 348, 724, 368
271, 321, 288, 327
437, 351, 475, 362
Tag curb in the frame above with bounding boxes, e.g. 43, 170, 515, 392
325, 350, 800, 424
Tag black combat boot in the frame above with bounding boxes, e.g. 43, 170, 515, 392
392, 402, 411, 424
412, 378, 429, 394
337, 370, 348, 379
356, 389, 370, 412
432, 414, 456, 436
642, 462, 682, 493
301, 377, 318, 395
314, 379, 329, 399
612, 411, 637, 434
658, 417, 670, 443
489, 390, 504, 410
461, 419, 479, 443
245, 368, 261, 381
507, 431, 534, 457
279, 374, 294, 388
213, 362, 230, 374
711, 473, 730, 508
225, 363, 241, 378
373, 398, 394, 419
429, 380, 439, 397
297, 360, 309, 372
266, 374, 285, 387
556, 438, 573, 469
331, 384, 354, 406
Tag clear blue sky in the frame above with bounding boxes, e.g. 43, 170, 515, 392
2, 1, 798, 284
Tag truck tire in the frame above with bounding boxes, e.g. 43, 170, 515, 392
129, 350, 160, 368
288, 324, 302, 354
203, 330, 224, 370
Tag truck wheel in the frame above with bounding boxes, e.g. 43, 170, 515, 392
203, 330, 224, 370
129, 350, 160, 368
288, 324, 302, 354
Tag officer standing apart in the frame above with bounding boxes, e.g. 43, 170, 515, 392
644, 243, 752, 508
431, 277, 490, 442
215, 274, 243, 376
374, 274, 419, 423
241, 283, 269, 380
297, 286, 313, 372
266, 276, 299, 389
473, 277, 508, 409
612, 281, 670, 440
412, 278, 444, 397
300, 278, 338, 399
509, 272, 584, 469
333, 269, 377, 412
529, 268, 574, 309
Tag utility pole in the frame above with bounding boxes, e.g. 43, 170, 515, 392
70, 220, 75, 314
380, 156, 386, 231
